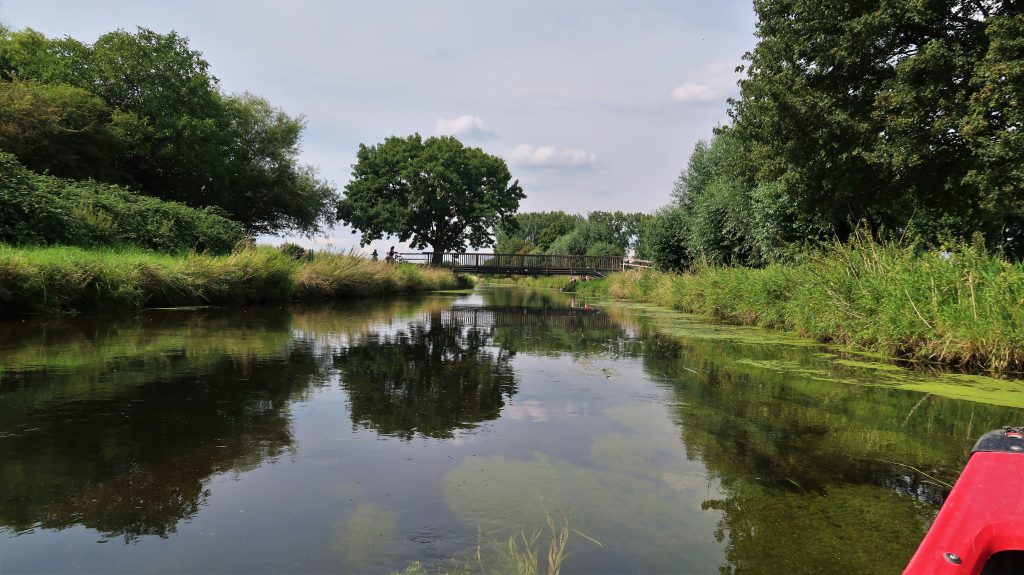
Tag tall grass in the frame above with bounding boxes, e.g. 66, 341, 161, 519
601, 236, 1024, 372
0, 244, 471, 313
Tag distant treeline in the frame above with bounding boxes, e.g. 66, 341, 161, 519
0, 26, 337, 237
496, 211, 648, 257
645, 1, 1023, 270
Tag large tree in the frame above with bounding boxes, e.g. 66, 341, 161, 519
0, 80, 122, 180
337, 134, 524, 264
729, 0, 1024, 256
0, 26, 337, 236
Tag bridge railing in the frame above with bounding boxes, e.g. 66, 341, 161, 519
622, 258, 654, 270
397, 252, 625, 273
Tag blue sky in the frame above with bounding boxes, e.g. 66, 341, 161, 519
0, 0, 756, 253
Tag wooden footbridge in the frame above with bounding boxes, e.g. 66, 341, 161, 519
398, 252, 649, 276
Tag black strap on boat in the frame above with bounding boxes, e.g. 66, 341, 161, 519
972, 427, 1024, 453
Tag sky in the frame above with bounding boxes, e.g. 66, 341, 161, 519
0, 0, 757, 254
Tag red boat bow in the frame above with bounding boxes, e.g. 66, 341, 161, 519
904, 427, 1024, 575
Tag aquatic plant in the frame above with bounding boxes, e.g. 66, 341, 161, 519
391, 512, 595, 575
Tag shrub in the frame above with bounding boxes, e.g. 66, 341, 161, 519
0, 153, 244, 253
278, 242, 311, 260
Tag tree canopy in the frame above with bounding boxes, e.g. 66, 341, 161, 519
337, 134, 524, 264
496, 210, 649, 257
727, 0, 1024, 256
642, 0, 1024, 270
0, 26, 336, 236
0, 80, 121, 180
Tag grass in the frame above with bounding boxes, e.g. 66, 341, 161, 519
392, 512, 594, 575
0, 244, 472, 313
595, 236, 1024, 372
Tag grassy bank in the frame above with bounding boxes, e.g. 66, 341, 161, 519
0, 244, 470, 313
596, 239, 1024, 372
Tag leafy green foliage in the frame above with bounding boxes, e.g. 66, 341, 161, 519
277, 242, 311, 260
496, 211, 582, 254
962, 13, 1024, 256
214, 93, 337, 235
546, 219, 622, 256
338, 134, 524, 264
0, 80, 122, 179
657, 2, 1024, 268
584, 242, 624, 257
0, 152, 243, 253
726, 0, 1024, 256
0, 26, 337, 235
498, 211, 647, 258
673, 133, 761, 265
635, 205, 690, 271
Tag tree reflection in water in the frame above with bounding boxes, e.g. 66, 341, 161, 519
0, 343, 325, 542
641, 333, 1024, 574
335, 312, 517, 440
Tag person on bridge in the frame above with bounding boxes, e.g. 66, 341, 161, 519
386, 246, 396, 263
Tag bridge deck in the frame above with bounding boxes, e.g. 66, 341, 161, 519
398, 252, 629, 276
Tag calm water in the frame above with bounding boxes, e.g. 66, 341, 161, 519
2, 288, 1023, 574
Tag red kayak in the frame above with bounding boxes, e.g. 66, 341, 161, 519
904, 427, 1024, 575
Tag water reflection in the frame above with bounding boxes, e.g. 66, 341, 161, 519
0, 342, 323, 541
335, 312, 517, 439
0, 303, 398, 542
477, 288, 639, 357
640, 333, 1023, 574
2, 289, 1024, 574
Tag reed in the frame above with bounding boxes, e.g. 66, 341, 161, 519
600, 236, 1024, 372
0, 244, 471, 313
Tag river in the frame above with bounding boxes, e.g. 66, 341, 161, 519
2, 287, 1022, 574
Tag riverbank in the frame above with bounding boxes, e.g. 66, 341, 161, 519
0, 244, 470, 313
486, 241, 1024, 372
612, 243, 1023, 372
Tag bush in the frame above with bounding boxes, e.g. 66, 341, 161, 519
585, 242, 624, 257
0, 80, 122, 180
0, 153, 244, 253
636, 205, 691, 271
278, 242, 311, 260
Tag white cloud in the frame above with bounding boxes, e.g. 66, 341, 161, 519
670, 81, 715, 102
507, 144, 597, 168
434, 114, 494, 139
670, 59, 741, 103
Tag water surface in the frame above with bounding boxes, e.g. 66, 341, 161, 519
2, 288, 1022, 574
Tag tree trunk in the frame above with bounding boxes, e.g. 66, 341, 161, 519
431, 249, 444, 266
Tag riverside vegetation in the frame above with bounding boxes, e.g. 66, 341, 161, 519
0, 244, 469, 313
556, 235, 1024, 373
0, 153, 243, 254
